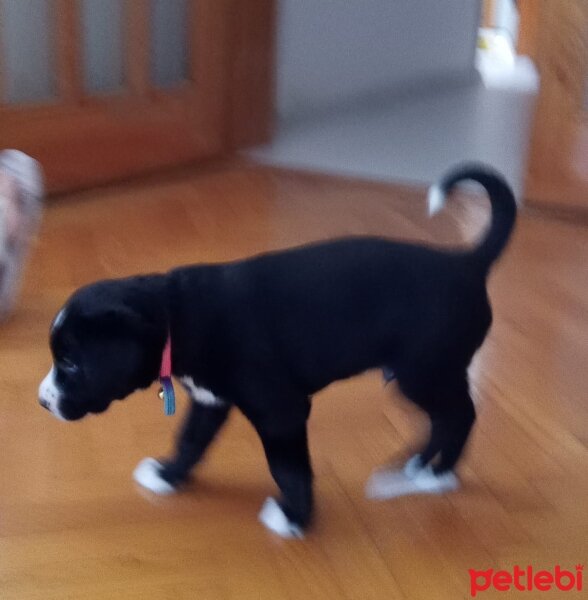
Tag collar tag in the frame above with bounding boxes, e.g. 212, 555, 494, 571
158, 377, 176, 416
158, 335, 175, 416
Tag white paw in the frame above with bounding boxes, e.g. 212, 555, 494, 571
366, 455, 459, 500
403, 454, 423, 478
133, 458, 177, 495
258, 497, 304, 539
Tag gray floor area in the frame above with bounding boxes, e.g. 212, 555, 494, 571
249, 58, 538, 200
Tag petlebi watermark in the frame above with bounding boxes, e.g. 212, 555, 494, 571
469, 564, 584, 597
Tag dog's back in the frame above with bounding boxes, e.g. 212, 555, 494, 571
196, 164, 518, 394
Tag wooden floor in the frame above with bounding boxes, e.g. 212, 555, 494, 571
1, 163, 587, 599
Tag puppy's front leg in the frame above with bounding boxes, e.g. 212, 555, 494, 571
134, 400, 230, 494
257, 426, 313, 539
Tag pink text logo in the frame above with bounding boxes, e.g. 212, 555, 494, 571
469, 565, 583, 597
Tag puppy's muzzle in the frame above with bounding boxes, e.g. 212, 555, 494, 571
38, 366, 65, 420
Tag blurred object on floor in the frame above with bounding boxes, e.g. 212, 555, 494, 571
0, 150, 43, 322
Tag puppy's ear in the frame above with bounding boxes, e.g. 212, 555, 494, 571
80, 303, 166, 344
72, 275, 168, 343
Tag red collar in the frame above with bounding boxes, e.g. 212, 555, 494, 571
160, 335, 172, 378
158, 334, 175, 415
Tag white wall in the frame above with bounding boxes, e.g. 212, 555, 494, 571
276, 0, 482, 120
254, 0, 537, 200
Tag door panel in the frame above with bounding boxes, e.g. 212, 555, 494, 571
1, 0, 56, 104
0, 0, 231, 193
522, 0, 588, 210
81, 0, 126, 94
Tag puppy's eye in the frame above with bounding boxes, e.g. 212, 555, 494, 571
59, 358, 79, 375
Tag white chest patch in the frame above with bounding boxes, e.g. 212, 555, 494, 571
179, 376, 225, 408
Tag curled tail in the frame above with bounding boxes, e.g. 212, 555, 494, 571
427, 163, 517, 269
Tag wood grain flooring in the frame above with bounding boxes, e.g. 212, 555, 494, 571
0, 163, 586, 599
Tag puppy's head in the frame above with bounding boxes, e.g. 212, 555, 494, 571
39, 276, 167, 421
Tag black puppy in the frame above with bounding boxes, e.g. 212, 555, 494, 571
39, 164, 516, 538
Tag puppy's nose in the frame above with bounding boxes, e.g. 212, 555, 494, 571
39, 398, 50, 410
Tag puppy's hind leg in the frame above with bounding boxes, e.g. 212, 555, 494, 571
367, 371, 473, 500
134, 400, 231, 494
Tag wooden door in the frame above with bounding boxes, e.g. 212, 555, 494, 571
521, 0, 588, 210
0, 0, 273, 194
